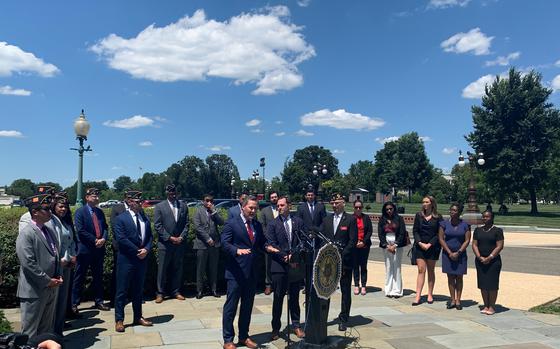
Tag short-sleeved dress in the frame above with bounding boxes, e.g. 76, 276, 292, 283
440, 219, 469, 275
413, 213, 442, 260
474, 226, 504, 290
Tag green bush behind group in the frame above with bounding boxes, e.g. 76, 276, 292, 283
0, 206, 232, 308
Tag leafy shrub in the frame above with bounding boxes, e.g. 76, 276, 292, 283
0, 310, 11, 332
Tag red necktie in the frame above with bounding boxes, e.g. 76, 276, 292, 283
91, 210, 102, 239
246, 222, 254, 243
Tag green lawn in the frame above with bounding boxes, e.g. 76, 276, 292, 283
530, 298, 560, 315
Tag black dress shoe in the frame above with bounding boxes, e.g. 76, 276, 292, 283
446, 302, 455, 309
338, 322, 347, 331
212, 291, 221, 298
95, 303, 110, 311
412, 301, 421, 306
196, 292, 203, 299
456, 304, 463, 310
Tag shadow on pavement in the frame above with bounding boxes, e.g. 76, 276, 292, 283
149, 314, 174, 324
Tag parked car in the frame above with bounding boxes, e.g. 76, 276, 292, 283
186, 200, 203, 208
99, 199, 121, 208
215, 199, 239, 210
142, 199, 162, 208
10, 199, 23, 208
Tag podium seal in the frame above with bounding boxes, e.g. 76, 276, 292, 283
312, 243, 342, 300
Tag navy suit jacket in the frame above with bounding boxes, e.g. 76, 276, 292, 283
265, 215, 305, 274
227, 204, 242, 220
296, 201, 326, 233
114, 210, 153, 264
74, 204, 108, 254
221, 214, 265, 281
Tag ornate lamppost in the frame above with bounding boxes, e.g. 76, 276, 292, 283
71, 110, 92, 207
230, 178, 236, 199
458, 150, 485, 224
252, 169, 259, 196
312, 163, 328, 201
259, 157, 266, 197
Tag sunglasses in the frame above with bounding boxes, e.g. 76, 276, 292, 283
385, 207, 394, 211
205, 199, 214, 203
354, 206, 363, 209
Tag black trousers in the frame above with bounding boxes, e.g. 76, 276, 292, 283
196, 247, 220, 293
352, 246, 370, 287
338, 267, 352, 323
157, 242, 185, 296
271, 273, 301, 332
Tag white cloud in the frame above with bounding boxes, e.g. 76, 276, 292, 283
138, 141, 153, 146
300, 109, 385, 130
295, 129, 313, 136
441, 28, 493, 55
297, 0, 312, 7
0, 85, 31, 96
207, 145, 231, 152
275, 120, 283, 124
103, 115, 158, 129
274, 131, 286, 136
485, 52, 520, 67
552, 75, 560, 92
428, 0, 471, 9
375, 135, 430, 144
333, 149, 345, 154
462, 74, 495, 98
90, 7, 315, 95
0, 130, 24, 138
0, 42, 60, 77
442, 147, 457, 155
555, 60, 560, 67
250, 128, 262, 133
111, 166, 123, 170
245, 119, 261, 127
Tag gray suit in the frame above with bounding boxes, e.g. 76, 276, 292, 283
154, 199, 189, 296
193, 206, 224, 293
16, 222, 60, 337
258, 205, 278, 287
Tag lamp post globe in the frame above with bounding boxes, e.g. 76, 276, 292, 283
72, 109, 92, 207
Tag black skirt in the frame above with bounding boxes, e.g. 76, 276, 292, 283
475, 256, 501, 290
414, 243, 441, 261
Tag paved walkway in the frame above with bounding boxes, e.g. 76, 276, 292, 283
4, 259, 560, 349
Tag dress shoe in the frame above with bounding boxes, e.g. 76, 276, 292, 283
353, 287, 359, 295
212, 291, 221, 298
67, 306, 81, 319
270, 331, 280, 341
427, 300, 434, 304
115, 321, 125, 333
134, 317, 153, 326
294, 327, 305, 338
264, 286, 272, 295
96, 303, 110, 311
237, 337, 257, 349
155, 295, 164, 303
446, 302, 456, 309
196, 292, 203, 299
223, 343, 237, 349
412, 301, 421, 306
456, 304, 463, 310
361, 287, 367, 296
338, 322, 347, 331
175, 294, 186, 301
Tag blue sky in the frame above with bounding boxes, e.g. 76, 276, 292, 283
1, 0, 559, 188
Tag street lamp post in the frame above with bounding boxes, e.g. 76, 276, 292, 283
230, 179, 236, 199
252, 170, 259, 196
458, 150, 485, 224
259, 157, 266, 197
71, 110, 92, 207
312, 163, 328, 201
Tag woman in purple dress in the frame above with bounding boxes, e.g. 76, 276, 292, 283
438, 203, 471, 310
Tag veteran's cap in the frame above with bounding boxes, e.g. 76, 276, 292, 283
165, 184, 176, 192
85, 188, 100, 196
24, 193, 53, 209
331, 193, 346, 202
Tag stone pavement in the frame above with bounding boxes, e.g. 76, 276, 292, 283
4, 259, 560, 349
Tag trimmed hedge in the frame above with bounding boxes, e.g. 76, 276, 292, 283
0, 206, 230, 308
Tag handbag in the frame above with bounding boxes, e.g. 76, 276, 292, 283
407, 243, 417, 265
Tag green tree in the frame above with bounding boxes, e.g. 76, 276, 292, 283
113, 176, 134, 193
466, 68, 560, 214
136, 172, 166, 199
427, 168, 454, 205
7, 179, 36, 198
281, 146, 339, 198
64, 180, 110, 204
347, 160, 375, 193
205, 154, 240, 198
165, 156, 207, 200
372, 141, 399, 195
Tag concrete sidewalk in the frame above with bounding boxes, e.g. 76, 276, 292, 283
4, 259, 560, 349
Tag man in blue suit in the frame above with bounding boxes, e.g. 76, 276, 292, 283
221, 196, 269, 349
113, 190, 153, 332
227, 192, 248, 220
71, 188, 109, 314
265, 196, 306, 340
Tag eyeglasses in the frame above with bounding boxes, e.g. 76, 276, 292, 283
354, 206, 363, 210
385, 207, 394, 211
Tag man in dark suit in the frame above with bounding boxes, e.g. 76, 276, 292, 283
113, 191, 153, 332
16, 193, 62, 337
265, 196, 305, 340
71, 188, 109, 314
321, 193, 356, 331
193, 194, 224, 299
258, 191, 279, 295
296, 189, 327, 233
221, 196, 266, 349
227, 192, 248, 220
154, 184, 189, 303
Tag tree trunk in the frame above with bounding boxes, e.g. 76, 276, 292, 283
529, 187, 538, 215
408, 188, 412, 203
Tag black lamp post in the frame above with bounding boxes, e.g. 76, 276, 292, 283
458, 150, 485, 224
312, 163, 328, 201
71, 110, 92, 207
252, 170, 259, 196
260, 157, 266, 197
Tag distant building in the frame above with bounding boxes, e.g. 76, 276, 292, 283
349, 188, 369, 203
0, 187, 20, 206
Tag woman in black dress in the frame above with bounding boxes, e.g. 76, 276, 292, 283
412, 196, 442, 305
472, 210, 504, 315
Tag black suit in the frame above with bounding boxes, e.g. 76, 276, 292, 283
265, 214, 305, 332
296, 201, 326, 233
321, 211, 357, 324
109, 203, 127, 306
154, 199, 189, 297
